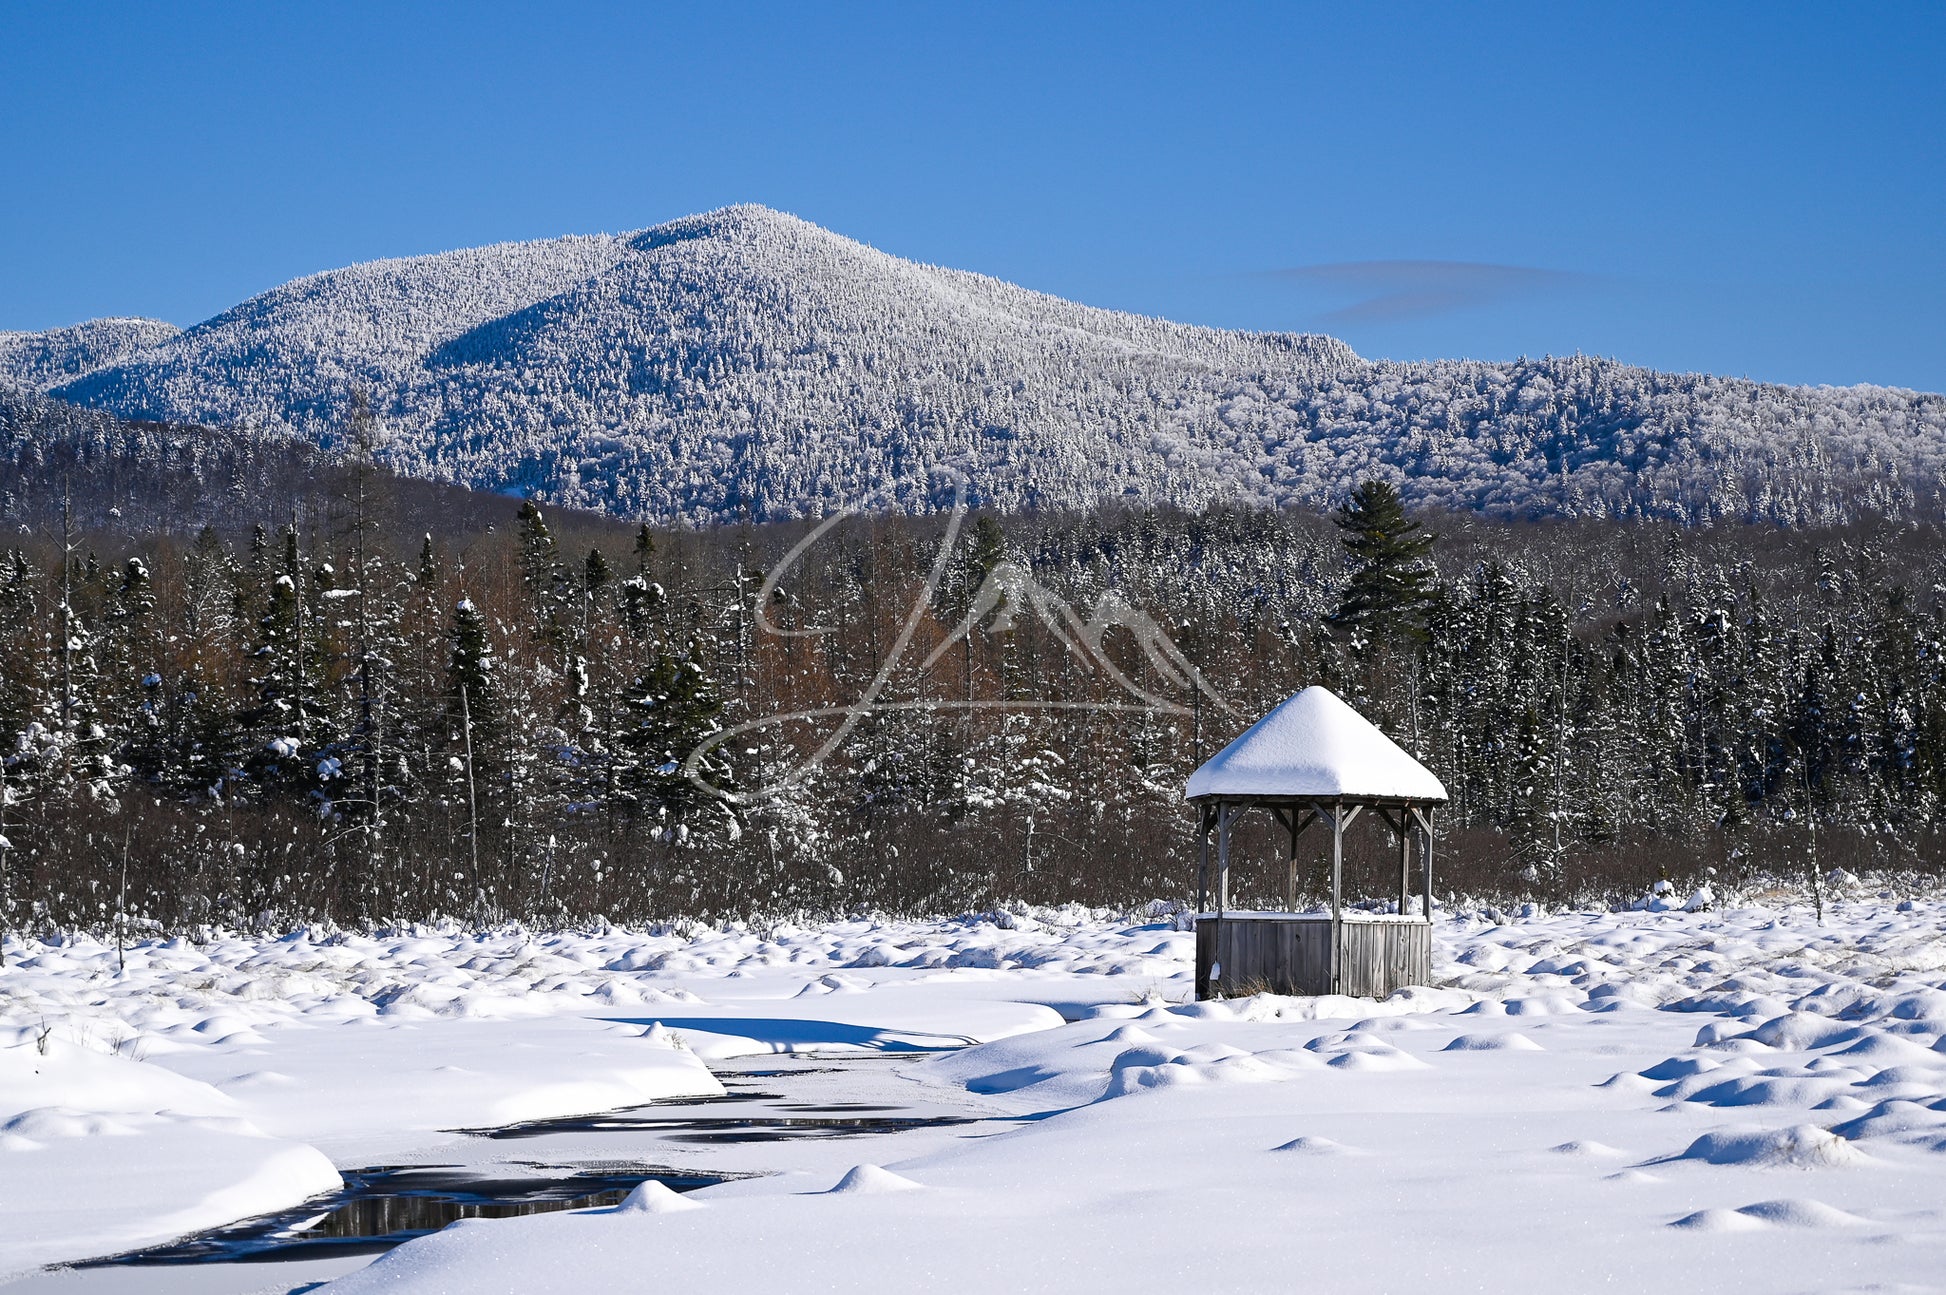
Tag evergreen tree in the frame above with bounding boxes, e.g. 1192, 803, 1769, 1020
416, 533, 438, 588
104, 557, 162, 787
1327, 480, 1435, 645
445, 595, 499, 916
242, 526, 326, 791
515, 500, 571, 656
616, 639, 731, 833
447, 597, 499, 741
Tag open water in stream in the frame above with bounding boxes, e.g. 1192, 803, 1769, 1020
30, 1057, 1006, 1290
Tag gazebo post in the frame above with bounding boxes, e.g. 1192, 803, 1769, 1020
1329, 800, 1344, 994
1398, 801, 1412, 916
1196, 805, 1211, 913
1216, 803, 1231, 913
1285, 807, 1299, 913
1411, 805, 1434, 919
1424, 808, 1435, 918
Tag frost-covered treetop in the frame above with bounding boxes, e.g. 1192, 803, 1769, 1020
1186, 686, 1448, 802
0, 317, 180, 390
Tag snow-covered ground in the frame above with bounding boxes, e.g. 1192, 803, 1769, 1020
4, 889, 1946, 1291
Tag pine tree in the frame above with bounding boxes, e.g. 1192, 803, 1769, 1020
447, 597, 499, 740
515, 500, 571, 657
242, 526, 325, 792
446, 595, 499, 918
969, 516, 1007, 588
416, 533, 438, 588
1327, 480, 1435, 646
617, 639, 731, 834
0, 552, 43, 778
104, 557, 162, 789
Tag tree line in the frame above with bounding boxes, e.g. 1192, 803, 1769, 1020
2, 463, 1942, 945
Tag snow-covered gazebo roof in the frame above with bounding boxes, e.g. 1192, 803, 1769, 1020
1184, 686, 1447, 804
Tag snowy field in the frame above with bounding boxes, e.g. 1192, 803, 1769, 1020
4, 886, 1946, 1293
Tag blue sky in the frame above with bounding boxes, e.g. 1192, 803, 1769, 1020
3, 2, 1942, 390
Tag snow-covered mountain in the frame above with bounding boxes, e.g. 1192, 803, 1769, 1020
0, 317, 180, 391
12, 205, 1945, 525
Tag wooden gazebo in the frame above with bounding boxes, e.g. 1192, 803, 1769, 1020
1186, 686, 1446, 1000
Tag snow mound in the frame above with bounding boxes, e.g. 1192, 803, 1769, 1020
219, 1070, 299, 1092
1831, 1032, 1943, 1065
1549, 1140, 1628, 1159
1595, 1072, 1662, 1094
1678, 1075, 1857, 1109
639, 1023, 685, 1049
1667, 1125, 1869, 1169
1731, 1198, 1871, 1228
1442, 1032, 1543, 1052
1668, 1207, 1772, 1232
1325, 1049, 1430, 1072
1641, 1057, 1721, 1081
614, 1180, 704, 1214
1272, 1136, 1360, 1156
1099, 1042, 1291, 1097
1740, 1013, 1862, 1051
826, 1164, 923, 1195
1827, 1100, 1946, 1143
2, 1107, 143, 1140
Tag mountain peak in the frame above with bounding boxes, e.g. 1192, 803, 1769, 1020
627, 203, 865, 257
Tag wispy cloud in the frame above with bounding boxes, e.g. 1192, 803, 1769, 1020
1263, 260, 1598, 325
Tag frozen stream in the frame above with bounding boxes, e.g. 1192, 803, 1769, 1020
6, 1056, 1018, 1294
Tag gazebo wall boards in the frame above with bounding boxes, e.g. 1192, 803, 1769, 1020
1193, 911, 1431, 999
1184, 688, 1448, 1001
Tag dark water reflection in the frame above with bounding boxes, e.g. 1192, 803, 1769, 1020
87, 1164, 731, 1265
477, 1107, 978, 1142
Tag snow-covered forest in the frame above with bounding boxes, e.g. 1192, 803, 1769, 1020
1, 386, 1941, 941
9, 206, 1944, 528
